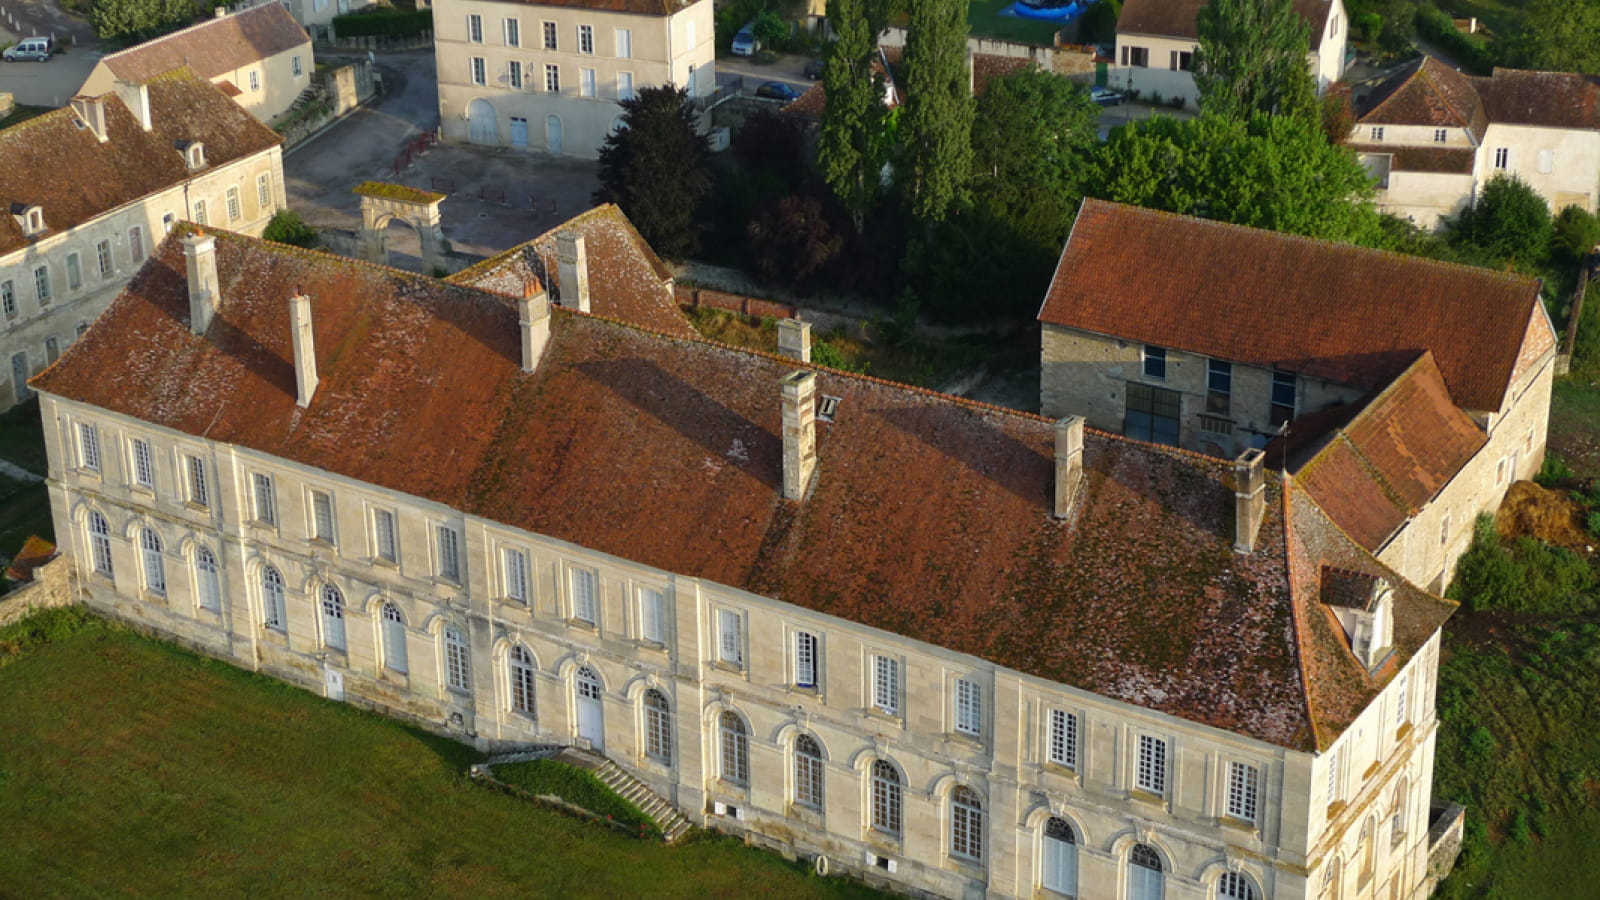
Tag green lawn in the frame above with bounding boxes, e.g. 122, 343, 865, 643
966, 0, 1064, 45
0, 613, 886, 899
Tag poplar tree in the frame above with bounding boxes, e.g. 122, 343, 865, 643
900, 0, 974, 224
1194, 0, 1316, 121
817, 0, 887, 232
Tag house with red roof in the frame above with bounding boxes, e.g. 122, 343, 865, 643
1350, 57, 1600, 227
29, 213, 1465, 899
1039, 199, 1556, 593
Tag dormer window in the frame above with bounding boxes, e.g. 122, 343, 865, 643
1322, 567, 1395, 672
176, 140, 206, 170
10, 203, 44, 237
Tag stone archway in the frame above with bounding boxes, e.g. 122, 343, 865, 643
353, 181, 450, 274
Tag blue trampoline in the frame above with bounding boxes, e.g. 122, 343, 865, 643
1005, 0, 1083, 21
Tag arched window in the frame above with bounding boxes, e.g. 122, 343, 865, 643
870, 759, 902, 836
1219, 871, 1258, 900
194, 546, 220, 610
1041, 817, 1077, 895
444, 625, 471, 692
381, 603, 407, 673
140, 527, 165, 594
1359, 817, 1375, 882
509, 645, 537, 717
719, 710, 748, 785
1128, 843, 1164, 900
261, 565, 285, 628
320, 584, 345, 650
644, 689, 672, 762
950, 786, 984, 863
1322, 857, 1343, 900
1390, 780, 1408, 844
88, 511, 113, 576
793, 734, 824, 808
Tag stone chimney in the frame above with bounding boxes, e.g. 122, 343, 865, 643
555, 232, 590, 313
289, 292, 319, 408
69, 95, 108, 142
1233, 448, 1267, 553
183, 231, 220, 335
113, 81, 152, 132
1054, 415, 1084, 518
519, 278, 550, 373
777, 318, 811, 363
781, 370, 817, 501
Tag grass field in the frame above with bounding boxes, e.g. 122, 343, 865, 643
0, 612, 885, 899
966, 0, 1064, 45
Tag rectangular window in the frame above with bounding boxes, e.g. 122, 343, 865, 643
872, 654, 899, 715
1226, 761, 1260, 822
311, 490, 334, 542
470, 56, 486, 86
226, 187, 241, 222
66, 254, 81, 291
2, 281, 14, 319
509, 61, 522, 90
248, 70, 260, 92
545, 64, 560, 93
794, 630, 818, 687
44, 337, 58, 364
1121, 45, 1149, 67
1434, 128, 1447, 143
292, 55, 302, 77
1371, 126, 1384, 141
1125, 382, 1180, 446
1048, 709, 1078, 768
1494, 147, 1509, 169
1439, 512, 1451, 547
186, 455, 209, 508
257, 174, 272, 210
249, 473, 275, 525
639, 586, 665, 642
1327, 748, 1340, 803
503, 17, 519, 46
1206, 359, 1232, 415
77, 422, 101, 471
436, 525, 461, 581
1396, 672, 1409, 725
132, 438, 154, 488
1136, 734, 1167, 795
373, 509, 397, 562
570, 567, 598, 623
502, 547, 529, 602
615, 27, 632, 58
1270, 370, 1298, 426
193, 199, 207, 226
129, 227, 145, 261
1538, 149, 1554, 174
33, 265, 50, 305
1142, 344, 1166, 379
580, 68, 596, 98
96, 240, 113, 277
162, 213, 175, 233
954, 677, 981, 735
577, 24, 594, 54
467, 13, 483, 42
686, 20, 696, 47
617, 71, 635, 101
1170, 50, 1192, 70
718, 608, 743, 666
543, 20, 557, 49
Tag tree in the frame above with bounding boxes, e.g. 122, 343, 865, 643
746, 193, 844, 287
900, 0, 974, 224
89, 0, 193, 44
1452, 173, 1551, 270
1515, 0, 1600, 75
1553, 205, 1600, 263
1193, 0, 1316, 121
817, 0, 889, 231
594, 86, 711, 260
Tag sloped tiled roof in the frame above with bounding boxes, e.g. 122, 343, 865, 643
1356, 56, 1486, 138
31, 227, 1453, 751
1473, 67, 1600, 130
1116, 0, 1334, 49
97, 4, 309, 85
1295, 353, 1486, 552
448, 204, 696, 340
1346, 143, 1477, 174
4, 535, 55, 583
1038, 200, 1544, 412
0, 68, 282, 256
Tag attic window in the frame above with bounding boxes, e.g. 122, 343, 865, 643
11, 204, 44, 237
816, 394, 841, 422
176, 140, 206, 170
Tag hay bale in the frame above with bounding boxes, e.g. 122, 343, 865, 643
1496, 480, 1593, 551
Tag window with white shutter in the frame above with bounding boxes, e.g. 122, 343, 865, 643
872, 654, 899, 715
1136, 734, 1167, 795
794, 631, 818, 687
954, 677, 981, 736
639, 587, 665, 642
1048, 709, 1078, 768
1226, 761, 1259, 823
718, 609, 743, 666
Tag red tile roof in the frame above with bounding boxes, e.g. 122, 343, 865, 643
0, 68, 282, 256
1038, 200, 1545, 412
31, 228, 1452, 749
1116, 0, 1335, 49
4, 535, 55, 583
1474, 67, 1600, 130
1346, 143, 1477, 174
1356, 56, 1486, 137
97, 4, 309, 85
448, 204, 696, 340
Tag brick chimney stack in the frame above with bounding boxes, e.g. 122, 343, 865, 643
1054, 415, 1084, 518
781, 370, 817, 501
555, 232, 590, 313
289, 291, 319, 408
1234, 448, 1267, 553
519, 278, 551, 373
777, 318, 811, 363
183, 231, 220, 335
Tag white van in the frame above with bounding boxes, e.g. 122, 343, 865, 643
4, 38, 55, 62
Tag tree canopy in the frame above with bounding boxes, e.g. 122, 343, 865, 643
89, 0, 193, 44
1515, 0, 1600, 75
1194, 0, 1317, 121
899, 0, 975, 224
594, 86, 711, 260
1451, 173, 1552, 270
817, 0, 890, 230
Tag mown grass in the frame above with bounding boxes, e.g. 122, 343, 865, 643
966, 0, 1066, 45
0, 613, 885, 899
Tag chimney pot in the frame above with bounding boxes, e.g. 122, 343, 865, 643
290, 293, 319, 407
555, 231, 590, 313
1234, 448, 1267, 553
519, 279, 551, 373
1054, 415, 1085, 518
781, 370, 818, 501
182, 232, 220, 335
777, 318, 812, 363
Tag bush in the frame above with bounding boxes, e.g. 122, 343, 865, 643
1553, 205, 1600, 262
1414, 4, 1494, 74
1448, 514, 1597, 614
332, 8, 432, 38
0, 606, 100, 668
1536, 455, 1575, 487
262, 210, 320, 249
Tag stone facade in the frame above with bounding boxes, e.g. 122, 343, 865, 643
0, 555, 74, 627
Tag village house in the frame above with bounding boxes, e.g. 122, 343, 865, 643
1348, 56, 1600, 228
432, 0, 715, 156
1038, 199, 1555, 593
32, 208, 1464, 899
1, 68, 285, 411
79, 4, 314, 126
1111, 0, 1347, 107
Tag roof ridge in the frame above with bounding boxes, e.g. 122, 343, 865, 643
1419, 59, 1476, 126
100, 3, 282, 63
1360, 56, 1427, 123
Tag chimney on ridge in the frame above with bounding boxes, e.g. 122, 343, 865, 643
519, 278, 551, 373
1054, 415, 1084, 518
777, 318, 811, 363
290, 291, 319, 407
113, 81, 152, 132
1234, 448, 1267, 553
781, 370, 818, 501
183, 231, 220, 335
555, 232, 590, 313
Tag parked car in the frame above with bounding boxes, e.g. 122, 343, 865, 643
804, 59, 826, 80
3, 37, 55, 62
755, 81, 801, 102
1090, 87, 1126, 107
731, 23, 759, 57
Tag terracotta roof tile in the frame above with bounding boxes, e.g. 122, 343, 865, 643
1320, 566, 1379, 609
4, 535, 55, 582
1357, 56, 1486, 137
1116, 0, 1334, 49
97, 4, 309, 85
1346, 142, 1476, 174
1038, 200, 1544, 412
0, 68, 282, 255
973, 54, 1033, 96
1473, 67, 1600, 130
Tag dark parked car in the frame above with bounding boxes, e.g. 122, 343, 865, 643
755, 81, 802, 101
804, 59, 826, 80
1090, 87, 1126, 107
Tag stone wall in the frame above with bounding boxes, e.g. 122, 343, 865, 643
0, 555, 74, 628
675, 284, 797, 320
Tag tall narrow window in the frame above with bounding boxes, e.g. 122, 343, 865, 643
1395, 672, 1409, 726
140, 527, 165, 594
248, 70, 260, 92
577, 24, 594, 53
794, 734, 823, 807
292, 55, 302, 76
1434, 128, 1448, 143
1142, 344, 1167, 379
718, 609, 742, 666
639, 586, 665, 642
257, 173, 272, 209
615, 27, 632, 57
1048, 709, 1078, 768
1136, 734, 1167, 795
226, 188, 241, 222
719, 710, 748, 785
503, 17, 519, 46
77, 422, 100, 471
617, 71, 635, 101
1370, 125, 1384, 141
954, 677, 982, 736
872, 654, 899, 715
950, 787, 984, 863
382, 603, 407, 673
194, 546, 220, 610
1270, 370, 1298, 426
262, 565, 285, 628
1390, 780, 1408, 844
545, 64, 560, 93
794, 630, 818, 687
193, 199, 207, 226
1327, 748, 1341, 804
1041, 818, 1077, 895
509, 62, 522, 90
435, 525, 461, 581
870, 759, 902, 835
1219, 872, 1257, 900
466, 13, 483, 41
510, 645, 537, 717
373, 509, 396, 562
570, 568, 597, 623
542, 20, 557, 49
186, 455, 208, 508
66, 253, 81, 291
503, 547, 529, 602
580, 68, 596, 98
320, 584, 345, 650
644, 688, 672, 762
470, 57, 486, 86
1359, 818, 1375, 881
1227, 761, 1260, 823
1, 280, 13, 319
1494, 147, 1509, 169
44, 337, 59, 364
1207, 359, 1232, 415
252, 473, 276, 525
311, 490, 334, 542
96, 240, 113, 277
129, 226, 145, 261
88, 510, 113, 577
1128, 844, 1164, 900
132, 438, 154, 489
34, 265, 50, 305
445, 624, 471, 691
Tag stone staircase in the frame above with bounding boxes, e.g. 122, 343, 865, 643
580, 752, 693, 844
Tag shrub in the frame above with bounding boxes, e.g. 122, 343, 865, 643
1553, 205, 1600, 262
1448, 514, 1597, 613
0, 606, 100, 667
1414, 4, 1494, 74
262, 210, 320, 249
332, 8, 432, 39
1536, 455, 1574, 487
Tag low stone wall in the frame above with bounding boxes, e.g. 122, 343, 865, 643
316, 31, 433, 51
675, 284, 797, 320
1422, 803, 1466, 897
0, 555, 74, 628
275, 59, 378, 149
879, 27, 1096, 76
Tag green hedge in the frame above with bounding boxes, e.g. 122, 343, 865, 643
332, 8, 432, 39
1414, 5, 1494, 75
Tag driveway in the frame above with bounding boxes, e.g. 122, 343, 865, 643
716, 53, 814, 91
0, 0, 103, 109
